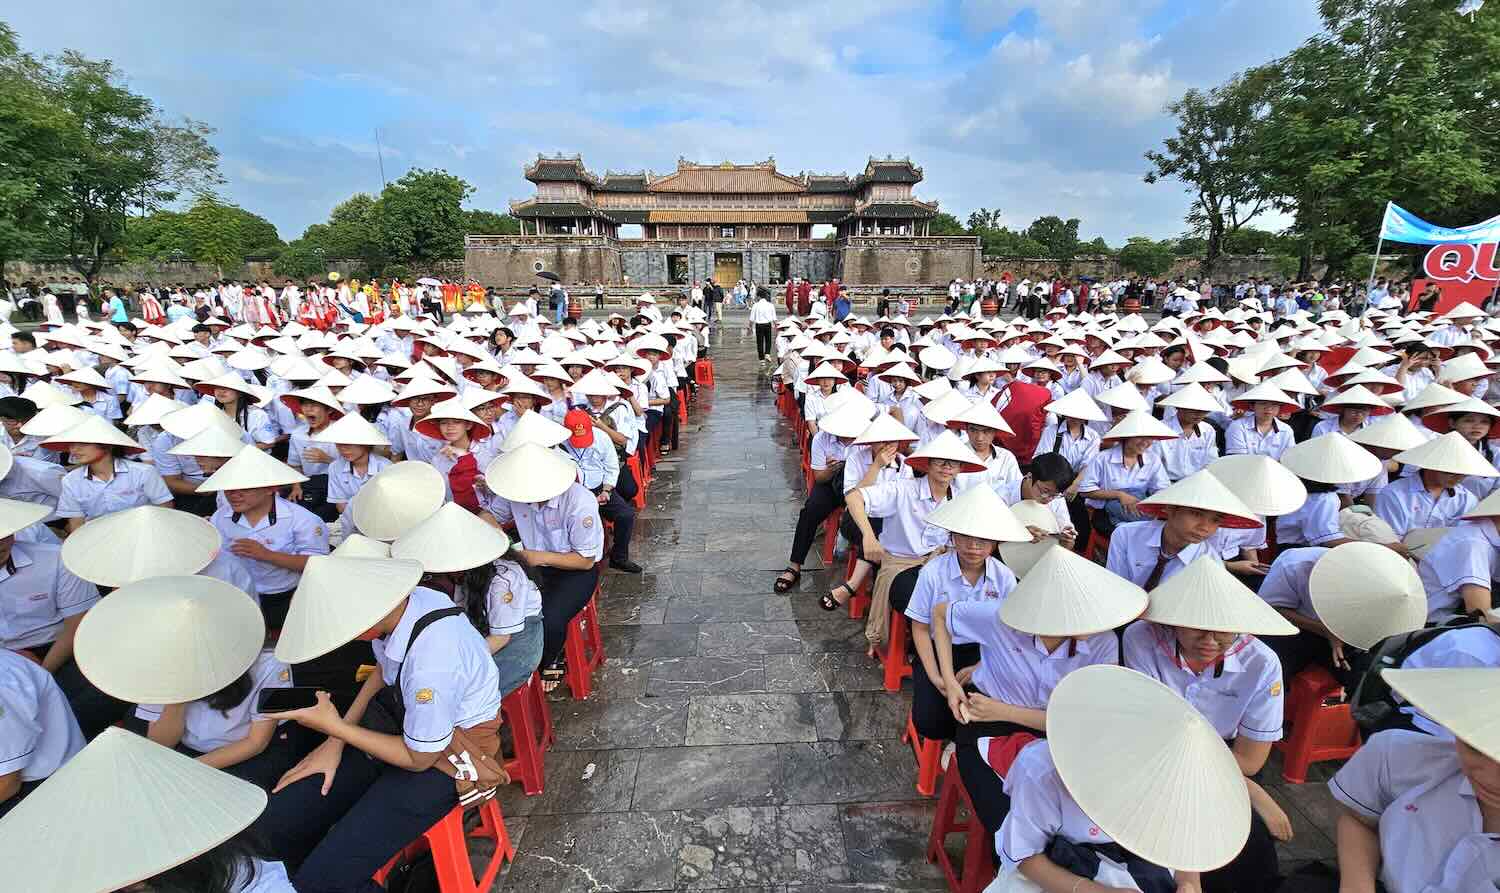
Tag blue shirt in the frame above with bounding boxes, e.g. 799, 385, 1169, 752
108, 295, 128, 323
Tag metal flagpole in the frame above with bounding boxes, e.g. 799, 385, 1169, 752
1368, 200, 1390, 290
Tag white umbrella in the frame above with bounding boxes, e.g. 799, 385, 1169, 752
417, 277, 441, 286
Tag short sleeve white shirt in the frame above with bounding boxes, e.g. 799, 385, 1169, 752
135, 650, 291, 752
210, 496, 330, 595
1122, 622, 1284, 742
0, 648, 83, 782
0, 544, 100, 650
946, 601, 1118, 706
55, 460, 171, 520
905, 551, 1015, 632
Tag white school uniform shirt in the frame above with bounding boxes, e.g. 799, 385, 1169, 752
286, 426, 337, 476
102, 364, 131, 400
904, 551, 1015, 636
398, 418, 445, 465
560, 437, 619, 490
857, 477, 951, 560
1153, 416, 1218, 482
1330, 729, 1500, 893
1077, 445, 1171, 509
1374, 474, 1477, 538
842, 446, 912, 495
946, 599, 1118, 706
210, 496, 330, 595
1122, 621, 1284, 742
1417, 520, 1500, 622
1400, 627, 1500, 737
483, 483, 604, 561
1033, 419, 1100, 469
1257, 546, 1327, 620
1275, 490, 1344, 546
808, 431, 848, 472
371, 586, 502, 754
1339, 462, 1390, 502
135, 650, 291, 753
802, 387, 835, 423
0, 648, 83, 783
0, 543, 100, 650
1224, 415, 1295, 460
0, 455, 65, 518
201, 549, 259, 603
236, 405, 280, 446
1105, 520, 1222, 589
327, 454, 392, 514
149, 431, 209, 485
480, 559, 543, 636
55, 460, 171, 521
952, 442, 1021, 497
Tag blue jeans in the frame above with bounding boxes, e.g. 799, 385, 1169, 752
554, 300, 566, 324
492, 614, 545, 697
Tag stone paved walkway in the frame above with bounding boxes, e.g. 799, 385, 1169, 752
494, 313, 1340, 892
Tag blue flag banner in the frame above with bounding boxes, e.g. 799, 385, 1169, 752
1379, 202, 1500, 245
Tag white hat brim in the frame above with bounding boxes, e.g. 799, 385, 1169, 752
274, 556, 424, 663
61, 506, 219, 587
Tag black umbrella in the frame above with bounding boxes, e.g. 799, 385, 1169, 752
536, 271, 561, 282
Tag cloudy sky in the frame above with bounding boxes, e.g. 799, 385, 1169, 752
8, 1, 1322, 245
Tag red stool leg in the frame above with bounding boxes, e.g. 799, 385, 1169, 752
846, 551, 870, 620
903, 711, 941, 797
501, 677, 546, 796
821, 507, 844, 565
628, 454, 648, 510
425, 808, 479, 893
564, 610, 594, 700
878, 610, 913, 692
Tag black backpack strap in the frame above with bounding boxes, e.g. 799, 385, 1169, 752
395, 607, 464, 694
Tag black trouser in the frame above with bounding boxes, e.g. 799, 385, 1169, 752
1066, 497, 1091, 554
1203, 811, 1281, 893
260, 588, 296, 633
755, 323, 774, 359
662, 391, 681, 449
0, 779, 40, 818
789, 478, 844, 565
1265, 630, 1356, 689
888, 564, 923, 615
32, 641, 129, 739
615, 453, 638, 501
172, 490, 219, 517
594, 486, 636, 561
117, 717, 321, 792
297, 473, 339, 522
955, 719, 1043, 833
594, 292, 605, 309
536, 564, 602, 669
912, 642, 980, 742
839, 512, 882, 560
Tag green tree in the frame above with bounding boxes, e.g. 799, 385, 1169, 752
184, 194, 244, 277
463, 209, 520, 235
37, 46, 222, 292
376, 168, 473, 262
1080, 236, 1113, 255
118, 209, 191, 260
0, 24, 74, 285
273, 241, 327, 279
1117, 237, 1177, 278
966, 208, 1003, 231
1145, 71, 1274, 276
1025, 216, 1081, 270
927, 212, 966, 236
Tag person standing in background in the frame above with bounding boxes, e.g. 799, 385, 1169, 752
750, 288, 777, 363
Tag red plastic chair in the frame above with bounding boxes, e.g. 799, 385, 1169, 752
694, 358, 715, 387
372, 800, 515, 893
563, 596, 606, 700
874, 609, 913, 692
902, 710, 942, 797
844, 550, 871, 620
926, 761, 997, 893
627, 453, 649, 510
1274, 665, 1361, 784
501, 673, 550, 796
822, 506, 844, 566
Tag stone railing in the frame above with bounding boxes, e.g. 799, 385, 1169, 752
842, 236, 980, 248
466, 235, 615, 249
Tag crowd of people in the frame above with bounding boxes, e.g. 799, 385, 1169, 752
768, 292, 1500, 892
0, 288, 718, 891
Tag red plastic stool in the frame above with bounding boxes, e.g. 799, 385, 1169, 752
372, 800, 515, 893
501, 673, 549, 796
902, 709, 942, 797
874, 609, 913, 692
926, 761, 997, 893
694, 358, 715, 387
844, 550, 871, 620
627, 453, 649, 510
563, 597, 606, 700
678, 393, 689, 426
1275, 665, 1361, 783
821, 506, 844, 565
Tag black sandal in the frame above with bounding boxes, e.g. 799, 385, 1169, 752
773, 567, 801, 594
539, 663, 566, 693
820, 582, 854, 612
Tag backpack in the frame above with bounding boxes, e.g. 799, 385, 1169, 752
1348, 618, 1500, 735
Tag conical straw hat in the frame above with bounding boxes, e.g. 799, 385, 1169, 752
924, 483, 1031, 543
1095, 381, 1150, 412
949, 399, 1015, 435
274, 556, 424, 663
1308, 543, 1426, 650
1047, 665, 1251, 872
350, 460, 445, 541
1382, 668, 1500, 759
853, 412, 920, 446
501, 410, 571, 451
122, 393, 187, 427
1157, 382, 1220, 413
20, 380, 83, 408
0, 727, 268, 893
169, 424, 246, 459
1230, 382, 1299, 413
332, 533, 391, 558
1205, 454, 1306, 516
1394, 430, 1498, 477
61, 505, 220, 587
1320, 384, 1395, 415
922, 390, 972, 427
19, 403, 88, 439
818, 403, 878, 439
1281, 433, 1382, 484
316, 411, 390, 448
484, 441, 579, 504
1044, 388, 1107, 422
1137, 470, 1263, 529
196, 444, 307, 492
1101, 409, 1178, 444
1349, 412, 1428, 453
1420, 395, 1500, 434
1400, 381, 1466, 414
997, 500, 1063, 578
1440, 351, 1491, 384
804, 361, 847, 382
41, 414, 145, 454
1464, 487, 1500, 520
74, 575, 263, 703
393, 375, 458, 406
160, 401, 243, 440
0, 496, 50, 540
1143, 556, 1297, 635
391, 502, 511, 573
918, 344, 956, 371
336, 374, 398, 406
1000, 547, 1147, 636
906, 429, 986, 473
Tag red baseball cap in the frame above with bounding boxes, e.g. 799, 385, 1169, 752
564, 408, 594, 448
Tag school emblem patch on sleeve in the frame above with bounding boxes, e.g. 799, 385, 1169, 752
313, 526, 324, 537
502, 590, 514, 604
415, 688, 435, 704
582, 516, 594, 528
1269, 681, 1282, 697
279, 670, 291, 682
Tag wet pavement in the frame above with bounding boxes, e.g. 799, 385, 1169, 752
492, 310, 1340, 891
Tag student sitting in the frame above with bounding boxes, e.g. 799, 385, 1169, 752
1106, 469, 1260, 590
0, 648, 83, 818
1376, 430, 1492, 538
1076, 410, 1175, 536
1277, 433, 1384, 550
1416, 488, 1500, 621
46, 415, 172, 531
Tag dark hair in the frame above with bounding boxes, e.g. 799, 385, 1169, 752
204, 670, 253, 714
879, 327, 896, 339
0, 396, 38, 422
456, 562, 499, 634
1205, 356, 1229, 376
12, 332, 35, 349
141, 830, 270, 893
191, 324, 211, 335
1301, 478, 1339, 494
1028, 452, 1075, 491
1160, 345, 1186, 361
